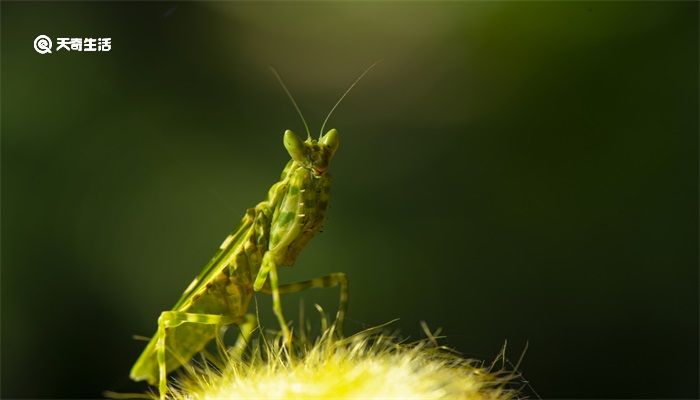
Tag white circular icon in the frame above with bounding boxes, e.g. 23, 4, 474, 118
34, 35, 52, 54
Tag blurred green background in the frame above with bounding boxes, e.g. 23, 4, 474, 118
2, 2, 697, 398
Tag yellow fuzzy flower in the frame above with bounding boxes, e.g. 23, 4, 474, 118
159, 323, 521, 400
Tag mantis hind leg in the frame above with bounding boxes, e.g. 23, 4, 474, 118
155, 311, 232, 400
262, 272, 349, 336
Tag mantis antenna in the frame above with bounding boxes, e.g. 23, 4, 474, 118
270, 66, 312, 140
319, 60, 382, 139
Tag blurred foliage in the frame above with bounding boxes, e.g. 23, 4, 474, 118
1, 2, 697, 398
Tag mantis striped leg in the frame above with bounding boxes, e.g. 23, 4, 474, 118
128, 64, 377, 399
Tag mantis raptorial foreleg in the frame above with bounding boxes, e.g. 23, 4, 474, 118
261, 272, 349, 336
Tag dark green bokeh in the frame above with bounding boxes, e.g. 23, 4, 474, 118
2, 2, 697, 398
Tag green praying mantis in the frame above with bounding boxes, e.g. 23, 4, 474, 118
129, 64, 378, 399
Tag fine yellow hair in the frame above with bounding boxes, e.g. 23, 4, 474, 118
159, 320, 522, 400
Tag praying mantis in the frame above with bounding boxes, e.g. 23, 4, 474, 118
129, 64, 377, 399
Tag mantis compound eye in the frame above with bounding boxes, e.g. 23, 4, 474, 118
311, 129, 339, 175
283, 129, 306, 164
321, 128, 339, 156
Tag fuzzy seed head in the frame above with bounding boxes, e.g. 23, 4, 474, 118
163, 328, 520, 400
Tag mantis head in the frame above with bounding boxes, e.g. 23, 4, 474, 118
272, 62, 378, 176
284, 129, 339, 176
